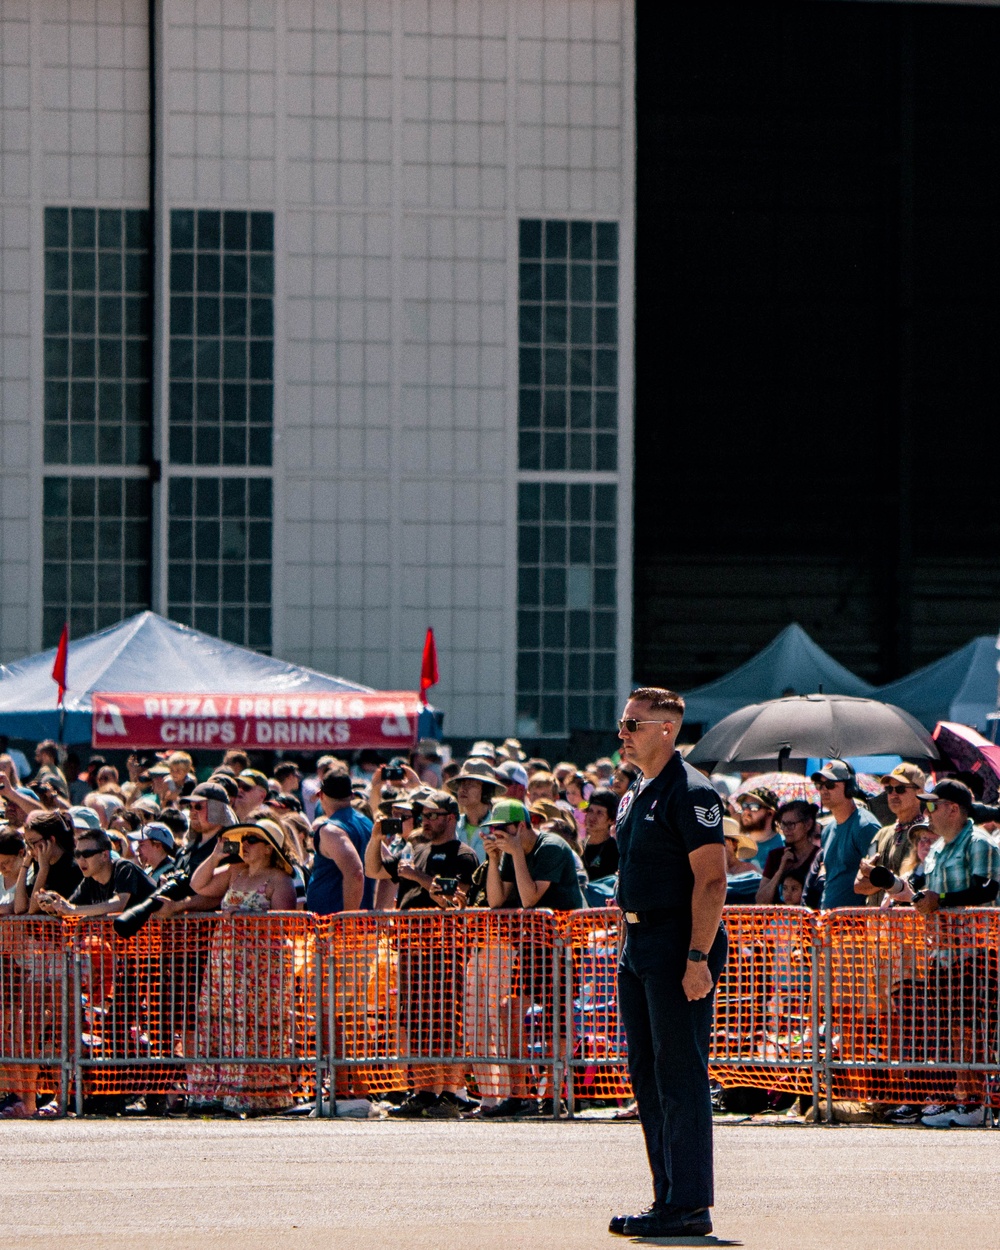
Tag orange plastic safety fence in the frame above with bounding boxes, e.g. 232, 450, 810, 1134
5, 906, 1000, 1113
75, 914, 319, 1111
0, 917, 68, 1101
322, 909, 564, 1102
824, 908, 1000, 1107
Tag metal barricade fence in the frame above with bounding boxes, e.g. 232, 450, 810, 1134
1, 907, 999, 1118
821, 908, 1000, 1117
71, 913, 319, 1115
320, 909, 563, 1111
0, 917, 71, 1108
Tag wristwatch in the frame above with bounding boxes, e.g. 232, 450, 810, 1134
687, 949, 708, 963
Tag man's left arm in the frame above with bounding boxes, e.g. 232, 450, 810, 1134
684, 842, 728, 1001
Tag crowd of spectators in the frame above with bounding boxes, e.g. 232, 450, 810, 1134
1, 730, 998, 1124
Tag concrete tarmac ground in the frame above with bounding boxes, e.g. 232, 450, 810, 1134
3, 1118, 999, 1249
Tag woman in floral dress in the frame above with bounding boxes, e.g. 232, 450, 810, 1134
189, 821, 298, 1113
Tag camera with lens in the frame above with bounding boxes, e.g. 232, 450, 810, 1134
112, 866, 195, 939
868, 864, 904, 895
384, 757, 406, 782
434, 877, 459, 897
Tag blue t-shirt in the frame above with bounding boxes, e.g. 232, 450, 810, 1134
751, 831, 783, 872
306, 806, 375, 914
820, 805, 882, 908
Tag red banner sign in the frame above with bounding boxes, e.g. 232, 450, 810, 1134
91, 691, 421, 752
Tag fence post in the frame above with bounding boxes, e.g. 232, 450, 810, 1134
564, 943, 575, 1119
551, 920, 563, 1120
314, 918, 325, 1118
810, 914, 820, 1119
822, 917, 833, 1123
72, 932, 84, 1117
58, 928, 71, 1115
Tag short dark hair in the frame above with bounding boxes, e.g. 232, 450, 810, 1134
588, 789, 619, 820
158, 808, 189, 837
37, 739, 60, 759
0, 832, 25, 856
274, 762, 300, 781
321, 771, 353, 800
615, 762, 640, 782
628, 687, 685, 718
777, 800, 818, 825
78, 831, 112, 853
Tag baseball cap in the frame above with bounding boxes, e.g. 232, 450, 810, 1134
69, 805, 102, 832
148, 763, 171, 777
209, 773, 239, 800
132, 795, 161, 816
496, 760, 529, 788
481, 798, 531, 828
415, 738, 442, 760
419, 790, 459, 818
321, 771, 353, 800
739, 786, 779, 811
916, 778, 974, 812
880, 763, 926, 789
237, 769, 269, 790
180, 781, 230, 805
140, 821, 176, 851
810, 760, 854, 786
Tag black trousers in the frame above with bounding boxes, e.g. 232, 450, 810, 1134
617, 919, 728, 1210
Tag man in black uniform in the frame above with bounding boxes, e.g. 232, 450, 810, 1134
609, 687, 728, 1239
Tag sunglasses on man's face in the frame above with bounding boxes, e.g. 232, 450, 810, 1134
815, 779, 841, 790
73, 847, 104, 860
740, 801, 765, 812
883, 784, 913, 795
617, 718, 667, 734
923, 800, 954, 813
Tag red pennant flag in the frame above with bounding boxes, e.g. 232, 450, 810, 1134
52, 623, 69, 706
420, 627, 439, 704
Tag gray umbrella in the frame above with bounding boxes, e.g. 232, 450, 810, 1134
686, 694, 939, 770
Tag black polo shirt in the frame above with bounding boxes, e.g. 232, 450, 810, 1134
615, 752, 725, 913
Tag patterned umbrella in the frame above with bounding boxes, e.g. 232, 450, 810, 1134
733, 770, 883, 807
732, 773, 819, 806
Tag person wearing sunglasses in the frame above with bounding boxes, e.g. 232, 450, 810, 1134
610, 688, 727, 1240
809, 759, 882, 909
37, 830, 155, 918
854, 764, 926, 906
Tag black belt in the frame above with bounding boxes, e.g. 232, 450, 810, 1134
621, 907, 686, 926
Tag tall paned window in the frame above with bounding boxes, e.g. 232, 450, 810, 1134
167, 477, 272, 651
518, 219, 618, 473
517, 218, 619, 738
517, 481, 617, 738
44, 208, 152, 466
42, 207, 153, 646
42, 478, 152, 645
169, 209, 274, 466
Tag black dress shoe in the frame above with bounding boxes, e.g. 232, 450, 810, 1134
622, 1206, 712, 1237
609, 1203, 661, 1235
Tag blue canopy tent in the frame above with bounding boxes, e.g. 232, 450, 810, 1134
873, 636, 1000, 734
682, 623, 874, 729
0, 612, 439, 744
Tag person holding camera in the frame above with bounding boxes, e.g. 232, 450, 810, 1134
368, 791, 478, 1118
854, 764, 927, 906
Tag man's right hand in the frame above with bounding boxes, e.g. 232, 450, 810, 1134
857, 856, 876, 881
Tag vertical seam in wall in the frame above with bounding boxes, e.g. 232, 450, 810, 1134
503, 0, 519, 735
388, 0, 405, 687
27, 0, 44, 651
152, 0, 169, 614
270, 0, 288, 657
616, 0, 636, 698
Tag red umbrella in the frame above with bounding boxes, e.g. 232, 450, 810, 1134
932, 721, 1000, 803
